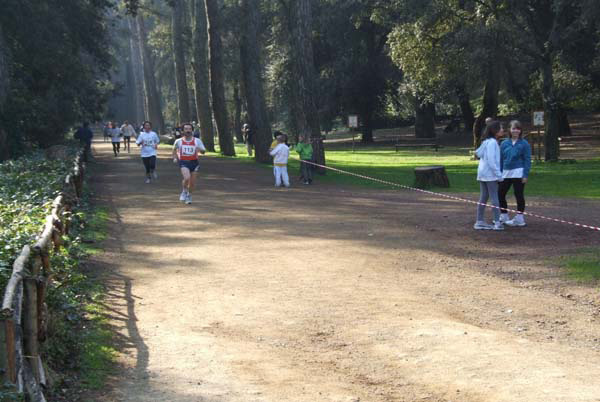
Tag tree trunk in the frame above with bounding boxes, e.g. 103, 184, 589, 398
558, 108, 571, 137
288, 0, 325, 170
205, 0, 235, 156
172, 0, 191, 124
541, 59, 560, 161
456, 84, 474, 134
128, 17, 146, 123
0, 26, 10, 160
240, 0, 273, 163
136, 14, 165, 133
472, 59, 500, 147
233, 79, 243, 143
191, 0, 215, 151
361, 110, 374, 143
415, 98, 436, 138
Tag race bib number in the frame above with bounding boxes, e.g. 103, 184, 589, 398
181, 145, 196, 155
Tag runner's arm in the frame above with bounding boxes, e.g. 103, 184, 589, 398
172, 140, 180, 162
196, 139, 206, 155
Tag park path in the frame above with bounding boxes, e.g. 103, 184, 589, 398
87, 140, 600, 402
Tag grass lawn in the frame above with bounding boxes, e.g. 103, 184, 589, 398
211, 143, 600, 199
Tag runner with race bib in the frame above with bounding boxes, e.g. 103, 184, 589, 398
172, 123, 206, 204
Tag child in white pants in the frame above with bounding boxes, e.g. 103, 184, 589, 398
269, 134, 290, 187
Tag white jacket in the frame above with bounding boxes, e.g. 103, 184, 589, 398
475, 138, 502, 182
269, 143, 290, 165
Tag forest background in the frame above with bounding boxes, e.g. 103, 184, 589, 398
1, 0, 600, 163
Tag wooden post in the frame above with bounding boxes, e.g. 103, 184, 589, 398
537, 127, 542, 160
23, 249, 41, 382
4, 318, 16, 383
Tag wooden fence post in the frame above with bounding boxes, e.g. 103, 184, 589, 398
23, 251, 41, 382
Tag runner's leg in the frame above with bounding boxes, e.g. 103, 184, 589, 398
189, 171, 197, 194
180, 167, 191, 192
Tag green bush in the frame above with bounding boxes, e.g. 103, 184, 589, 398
0, 153, 71, 289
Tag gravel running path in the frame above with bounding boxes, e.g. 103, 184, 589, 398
87, 140, 600, 402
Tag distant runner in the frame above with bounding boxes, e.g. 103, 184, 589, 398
172, 123, 206, 204
121, 120, 136, 153
136, 121, 160, 184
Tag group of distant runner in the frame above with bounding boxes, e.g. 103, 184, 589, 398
76, 120, 313, 206
78, 117, 529, 225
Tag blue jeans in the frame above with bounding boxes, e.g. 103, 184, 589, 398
477, 181, 500, 222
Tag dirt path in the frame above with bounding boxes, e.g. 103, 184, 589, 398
87, 141, 600, 402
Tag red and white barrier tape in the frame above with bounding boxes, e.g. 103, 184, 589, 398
292, 157, 600, 232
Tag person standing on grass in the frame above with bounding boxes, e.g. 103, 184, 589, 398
121, 120, 136, 153
498, 120, 531, 227
172, 123, 206, 204
243, 123, 254, 156
269, 133, 290, 188
295, 135, 313, 184
136, 121, 160, 184
109, 121, 122, 157
474, 120, 504, 231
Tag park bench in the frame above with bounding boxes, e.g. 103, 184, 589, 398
395, 137, 440, 152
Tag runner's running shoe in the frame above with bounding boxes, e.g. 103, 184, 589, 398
179, 191, 188, 202
185, 194, 192, 204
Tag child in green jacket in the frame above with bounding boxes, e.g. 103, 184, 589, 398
295, 135, 313, 184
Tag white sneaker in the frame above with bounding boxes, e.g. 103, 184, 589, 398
144, 177, 151, 184
506, 214, 526, 227
493, 221, 504, 231
185, 194, 192, 204
152, 171, 158, 179
499, 213, 510, 223
474, 221, 493, 230
179, 190, 188, 202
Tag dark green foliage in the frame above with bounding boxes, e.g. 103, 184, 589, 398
0, 0, 114, 154
0, 152, 115, 397
0, 152, 73, 286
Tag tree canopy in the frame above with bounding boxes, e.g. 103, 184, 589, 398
1, 0, 600, 160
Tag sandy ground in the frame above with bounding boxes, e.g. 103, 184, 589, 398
85, 140, 600, 402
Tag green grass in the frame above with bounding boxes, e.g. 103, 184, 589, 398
562, 249, 600, 283
75, 203, 115, 389
213, 143, 600, 199
79, 294, 118, 389
77, 207, 109, 255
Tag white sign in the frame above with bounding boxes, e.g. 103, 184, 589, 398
348, 115, 358, 128
533, 111, 545, 127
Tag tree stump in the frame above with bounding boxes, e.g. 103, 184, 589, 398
414, 165, 450, 188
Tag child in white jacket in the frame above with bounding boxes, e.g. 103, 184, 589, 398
474, 120, 504, 230
269, 133, 290, 187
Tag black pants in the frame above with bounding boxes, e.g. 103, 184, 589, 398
123, 136, 131, 152
499, 178, 526, 213
112, 142, 120, 155
142, 156, 156, 175
300, 160, 313, 182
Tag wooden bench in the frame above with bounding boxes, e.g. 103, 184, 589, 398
395, 137, 440, 152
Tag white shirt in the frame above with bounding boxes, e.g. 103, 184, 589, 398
269, 143, 290, 166
110, 128, 121, 143
136, 131, 160, 157
475, 138, 502, 182
502, 168, 524, 179
121, 124, 136, 137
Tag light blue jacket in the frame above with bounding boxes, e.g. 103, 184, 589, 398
475, 138, 502, 182
500, 139, 532, 178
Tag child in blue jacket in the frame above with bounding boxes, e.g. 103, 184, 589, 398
498, 120, 531, 226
